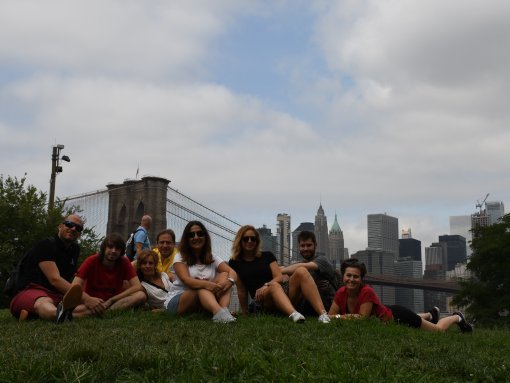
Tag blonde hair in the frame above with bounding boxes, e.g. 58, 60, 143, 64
231, 225, 261, 260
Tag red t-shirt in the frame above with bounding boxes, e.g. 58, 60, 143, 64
333, 284, 393, 321
76, 254, 136, 301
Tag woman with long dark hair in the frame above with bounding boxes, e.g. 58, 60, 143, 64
164, 221, 237, 323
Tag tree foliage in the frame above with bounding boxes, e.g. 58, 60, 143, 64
453, 213, 510, 326
0, 175, 102, 308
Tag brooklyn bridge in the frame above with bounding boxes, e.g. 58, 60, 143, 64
63, 176, 460, 294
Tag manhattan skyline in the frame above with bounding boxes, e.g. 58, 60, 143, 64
1, 2, 509, 259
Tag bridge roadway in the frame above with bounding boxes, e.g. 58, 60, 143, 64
363, 273, 460, 293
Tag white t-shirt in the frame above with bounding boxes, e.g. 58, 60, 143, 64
141, 272, 173, 309
164, 253, 224, 308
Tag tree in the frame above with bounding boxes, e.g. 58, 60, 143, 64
0, 175, 102, 308
453, 213, 510, 326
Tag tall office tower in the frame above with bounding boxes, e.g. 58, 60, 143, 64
399, 237, 422, 262
401, 228, 412, 239
314, 204, 329, 258
328, 213, 345, 270
438, 234, 467, 271
257, 225, 277, 255
276, 213, 291, 266
353, 249, 396, 305
367, 213, 399, 258
424, 243, 448, 311
292, 222, 314, 262
450, 215, 472, 257
486, 201, 505, 225
471, 210, 490, 239
395, 257, 424, 313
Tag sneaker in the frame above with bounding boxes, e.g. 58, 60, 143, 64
318, 312, 331, 324
428, 306, 440, 324
212, 308, 236, 323
56, 284, 82, 324
289, 311, 305, 323
453, 311, 473, 333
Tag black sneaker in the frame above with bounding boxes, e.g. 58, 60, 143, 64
428, 306, 440, 324
453, 311, 473, 333
55, 301, 70, 324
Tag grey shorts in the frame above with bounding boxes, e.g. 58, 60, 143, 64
165, 293, 182, 314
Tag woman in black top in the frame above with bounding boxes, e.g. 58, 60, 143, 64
229, 225, 306, 323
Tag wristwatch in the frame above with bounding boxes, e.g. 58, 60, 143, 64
227, 277, 235, 285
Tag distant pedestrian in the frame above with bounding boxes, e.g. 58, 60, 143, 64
133, 215, 152, 260
328, 258, 473, 333
9, 214, 84, 322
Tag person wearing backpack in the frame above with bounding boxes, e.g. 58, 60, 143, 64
9, 214, 84, 322
132, 215, 152, 260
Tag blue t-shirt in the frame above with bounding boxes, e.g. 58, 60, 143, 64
133, 226, 150, 254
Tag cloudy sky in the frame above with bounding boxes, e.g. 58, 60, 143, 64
1, 0, 509, 254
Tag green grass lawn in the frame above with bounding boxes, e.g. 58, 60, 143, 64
1, 309, 508, 383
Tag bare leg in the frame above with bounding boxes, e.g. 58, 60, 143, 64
197, 289, 223, 315
420, 314, 460, 332
109, 291, 146, 310
33, 297, 58, 320
418, 312, 432, 321
288, 267, 326, 315
176, 290, 200, 315
213, 273, 232, 308
263, 284, 296, 316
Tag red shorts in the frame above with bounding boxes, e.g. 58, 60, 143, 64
10, 283, 63, 319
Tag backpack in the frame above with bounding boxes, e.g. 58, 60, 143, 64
125, 228, 144, 261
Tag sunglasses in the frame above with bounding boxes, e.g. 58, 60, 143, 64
188, 231, 206, 239
242, 236, 257, 243
62, 220, 84, 233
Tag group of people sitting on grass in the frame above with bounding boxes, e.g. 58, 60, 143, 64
8, 214, 473, 333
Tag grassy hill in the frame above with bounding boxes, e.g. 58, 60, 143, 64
1, 309, 509, 382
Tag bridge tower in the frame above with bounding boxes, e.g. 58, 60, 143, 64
106, 176, 170, 245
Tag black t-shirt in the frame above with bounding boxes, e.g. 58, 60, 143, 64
228, 251, 276, 299
17, 235, 80, 292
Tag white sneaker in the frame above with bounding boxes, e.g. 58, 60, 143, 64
318, 312, 331, 324
289, 311, 305, 323
212, 308, 236, 323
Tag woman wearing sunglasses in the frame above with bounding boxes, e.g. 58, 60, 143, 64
228, 225, 307, 323
328, 259, 473, 333
164, 220, 237, 323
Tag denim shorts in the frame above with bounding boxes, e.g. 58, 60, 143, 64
165, 293, 182, 314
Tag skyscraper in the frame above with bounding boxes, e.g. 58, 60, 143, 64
257, 225, 277, 255
486, 201, 505, 225
292, 222, 314, 262
395, 257, 424, 313
314, 204, 329, 258
424, 242, 448, 311
328, 213, 344, 269
367, 213, 399, 257
450, 215, 472, 257
276, 213, 291, 266
438, 234, 467, 271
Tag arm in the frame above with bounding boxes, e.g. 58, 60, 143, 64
104, 276, 144, 308
216, 262, 237, 294
267, 261, 285, 284
280, 261, 318, 276
71, 275, 106, 314
135, 242, 144, 257
38, 261, 73, 294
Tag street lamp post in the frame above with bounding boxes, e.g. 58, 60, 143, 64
48, 144, 71, 212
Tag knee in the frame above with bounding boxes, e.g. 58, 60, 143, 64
134, 291, 147, 305
291, 267, 310, 280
